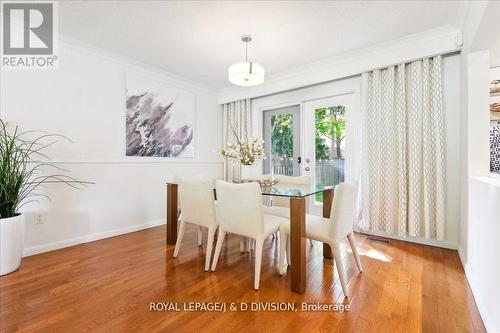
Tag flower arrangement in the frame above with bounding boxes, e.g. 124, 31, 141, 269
219, 131, 265, 166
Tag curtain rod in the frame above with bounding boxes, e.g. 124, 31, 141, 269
367, 49, 460, 73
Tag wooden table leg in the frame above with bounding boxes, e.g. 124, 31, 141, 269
166, 184, 178, 245
322, 188, 334, 259
290, 197, 306, 293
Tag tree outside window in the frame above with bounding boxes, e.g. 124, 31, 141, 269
315, 106, 346, 160
271, 113, 293, 158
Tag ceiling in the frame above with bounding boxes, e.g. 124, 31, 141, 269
59, 1, 464, 89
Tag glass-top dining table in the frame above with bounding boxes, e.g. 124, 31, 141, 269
165, 181, 335, 294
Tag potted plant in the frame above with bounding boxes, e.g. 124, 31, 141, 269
0, 119, 89, 275
219, 131, 265, 180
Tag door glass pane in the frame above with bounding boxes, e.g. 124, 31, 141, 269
270, 113, 294, 176
263, 106, 300, 176
314, 105, 346, 202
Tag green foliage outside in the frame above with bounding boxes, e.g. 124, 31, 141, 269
315, 106, 346, 202
315, 106, 346, 160
271, 113, 293, 158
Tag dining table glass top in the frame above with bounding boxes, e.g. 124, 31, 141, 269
166, 180, 333, 199
259, 184, 333, 198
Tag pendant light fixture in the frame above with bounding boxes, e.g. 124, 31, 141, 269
228, 35, 265, 87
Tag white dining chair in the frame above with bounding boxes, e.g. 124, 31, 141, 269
173, 175, 206, 247
172, 179, 218, 272
211, 180, 289, 290
260, 174, 314, 246
278, 182, 363, 298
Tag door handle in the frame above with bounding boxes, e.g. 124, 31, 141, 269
297, 157, 302, 164
305, 167, 310, 171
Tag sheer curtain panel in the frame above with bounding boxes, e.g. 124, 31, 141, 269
222, 99, 251, 181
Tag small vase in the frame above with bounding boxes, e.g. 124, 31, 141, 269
240, 164, 253, 181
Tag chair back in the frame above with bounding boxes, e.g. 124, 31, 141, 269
328, 182, 358, 239
173, 174, 206, 207
215, 180, 264, 237
268, 175, 311, 209
178, 179, 217, 227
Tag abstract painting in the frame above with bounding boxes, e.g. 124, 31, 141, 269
126, 73, 195, 157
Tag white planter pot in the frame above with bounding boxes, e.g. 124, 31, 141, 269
0, 214, 26, 275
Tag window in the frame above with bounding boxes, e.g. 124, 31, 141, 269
314, 105, 346, 202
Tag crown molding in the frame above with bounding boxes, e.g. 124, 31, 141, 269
217, 25, 462, 104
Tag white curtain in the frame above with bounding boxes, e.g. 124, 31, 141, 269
222, 99, 251, 181
360, 55, 445, 240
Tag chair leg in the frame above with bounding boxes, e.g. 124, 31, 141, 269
173, 221, 186, 258
211, 230, 226, 271
278, 232, 288, 275
347, 232, 363, 272
254, 238, 264, 290
205, 227, 216, 272
197, 228, 203, 247
245, 238, 254, 252
332, 241, 349, 298
286, 235, 291, 266
240, 237, 245, 252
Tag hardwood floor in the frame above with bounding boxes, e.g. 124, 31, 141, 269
0, 225, 485, 333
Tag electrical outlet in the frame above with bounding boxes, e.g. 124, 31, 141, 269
34, 214, 43, 225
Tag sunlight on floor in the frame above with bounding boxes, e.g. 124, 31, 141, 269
358, 248, 392, 262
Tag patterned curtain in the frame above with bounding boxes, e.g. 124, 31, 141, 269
491, 125, 500, 172
222, 99, 251, 181
360, 56, 445, 240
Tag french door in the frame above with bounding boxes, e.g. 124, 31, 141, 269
303, 94, 353, 204
261, 94, 356, 209
262, 105, 301, 176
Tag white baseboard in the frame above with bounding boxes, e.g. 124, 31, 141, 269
355, 228, 458, 250
23, 219, 166, 257
458, 247, 494, 333
458, 246, 467, 269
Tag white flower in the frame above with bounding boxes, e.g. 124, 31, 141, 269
218, 133, 266, 166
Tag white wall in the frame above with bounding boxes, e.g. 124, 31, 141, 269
250, 53, 461, 249
467, 51, 491, 178
457, 2, 500, 331
0, 40, 223, 256
465, 177, 500, 332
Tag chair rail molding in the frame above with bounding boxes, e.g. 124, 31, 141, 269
217, 25, 462, 104
27, 159, 223, 165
